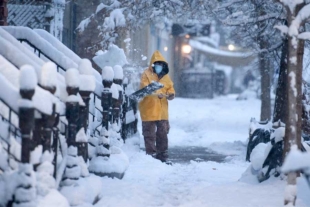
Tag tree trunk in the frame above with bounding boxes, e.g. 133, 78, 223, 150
260, 52, 271, 121
273, 39, 288, 123
283, 4, 304, 205
296, 39, 304, 145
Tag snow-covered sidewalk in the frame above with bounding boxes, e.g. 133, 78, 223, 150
94, 96, 310, 207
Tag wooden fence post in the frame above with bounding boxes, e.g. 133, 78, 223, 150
77, 59, 96, 162
14, 66, 37, 207
66, 90, 79, 147
19, 90, 35, 163
78, 91, 91, 162
102, 79, 113, 131
19, 66, 36, 164
40, 62, 59, 177
0, 0, 8, 26
62, 69, 81, 186
121, 78, 128, 139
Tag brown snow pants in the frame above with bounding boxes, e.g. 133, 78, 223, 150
142, 120, 170, 162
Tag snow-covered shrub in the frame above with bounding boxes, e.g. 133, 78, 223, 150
61, 146, 81, 186
13, 164, 37, 207
36, 151, 55, 197
110, 123, 124, 149
88, 137, 99, 160
78, 156, 90, 178
93, 44, 128, 68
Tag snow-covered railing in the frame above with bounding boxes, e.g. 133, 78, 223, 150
0, 27, 136, 206
0, 74, 21, 169
2, 26, 103, 97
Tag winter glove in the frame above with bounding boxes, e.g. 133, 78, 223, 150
167, 93, 175, 100
158, 93, 164, 99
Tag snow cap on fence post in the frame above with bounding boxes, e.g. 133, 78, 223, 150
102, 66, 114, 88
78, 59, 93, 76
65, 68, 80, 89
19, 65, 36, 164
113, 65, 124, 80
40, 62, 57, 92
19, 65, 38, 90
102, 66, 114, 81
78, 59, 96, 92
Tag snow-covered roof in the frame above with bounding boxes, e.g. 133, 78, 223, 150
7, 4, 48, 29
193, 37, 218, 48
189, 39, 256, 67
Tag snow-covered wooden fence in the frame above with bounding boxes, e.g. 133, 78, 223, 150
0, 26, 134, 206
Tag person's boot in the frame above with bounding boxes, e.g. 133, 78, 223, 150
156, 151, 172, 165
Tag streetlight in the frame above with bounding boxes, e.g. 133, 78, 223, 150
228, 44, 235, 51
182, 44, 191, 54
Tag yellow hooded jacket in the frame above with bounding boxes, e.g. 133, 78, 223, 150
139, 50, 175, 121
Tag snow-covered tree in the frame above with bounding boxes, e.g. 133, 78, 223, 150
216, 0, 285, 122
75, 0, 217, 63
273, 1, 310, 205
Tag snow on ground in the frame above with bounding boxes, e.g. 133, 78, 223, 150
93, 95, 310, 207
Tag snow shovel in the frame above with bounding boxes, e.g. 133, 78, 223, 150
128, 81, 164, 101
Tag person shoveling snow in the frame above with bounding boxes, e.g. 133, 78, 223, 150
138, 50, 175, 164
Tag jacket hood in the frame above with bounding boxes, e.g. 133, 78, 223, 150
149, 50, 169, 75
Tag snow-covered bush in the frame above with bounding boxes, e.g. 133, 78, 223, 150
36, 151, 55, 197
13, 164, 37, 207
61, 146, 81, 186
94, 45, 128, 69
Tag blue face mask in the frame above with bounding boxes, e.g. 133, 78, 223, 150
154, 65, 163, 74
